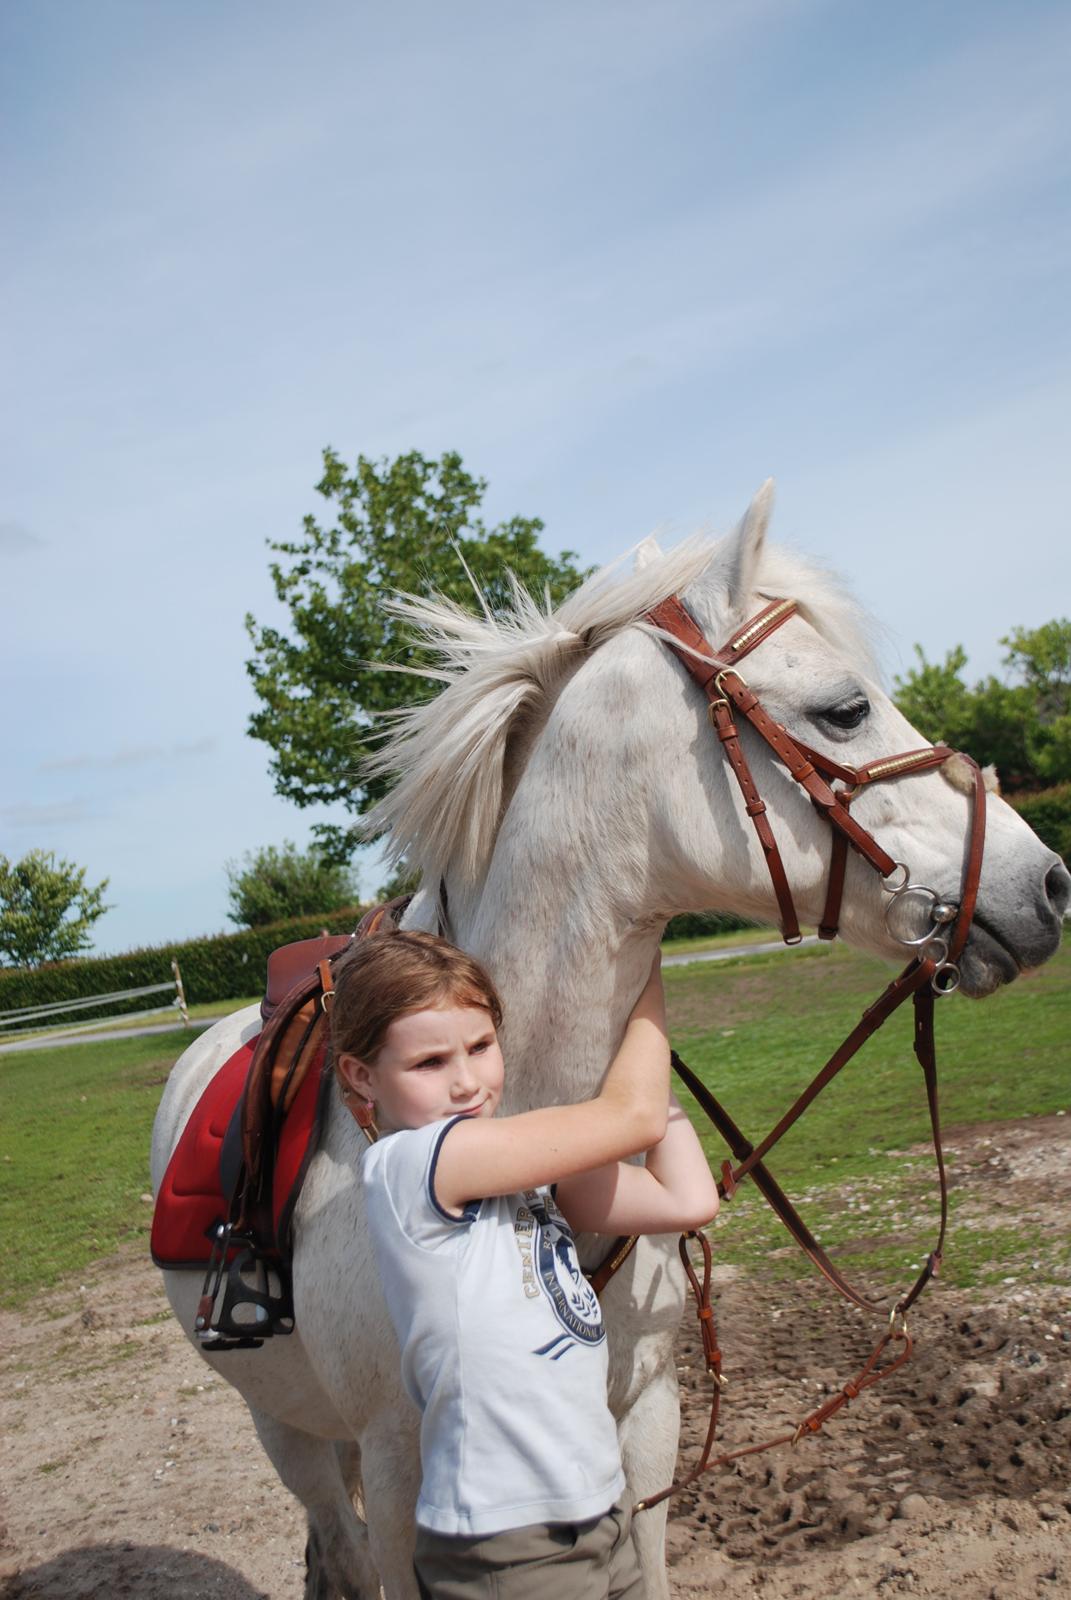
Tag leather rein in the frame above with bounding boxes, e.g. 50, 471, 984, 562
603, 593, 989, 1511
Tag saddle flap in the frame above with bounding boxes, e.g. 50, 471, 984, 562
263, 934, 353, 1022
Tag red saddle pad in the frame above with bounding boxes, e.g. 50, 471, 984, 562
151, 1036, 327, 1268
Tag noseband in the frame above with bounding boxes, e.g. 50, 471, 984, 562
622, 593, 990, 1511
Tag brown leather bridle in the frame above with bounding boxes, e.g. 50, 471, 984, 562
610, 593, 990, 1510
645, 593, 986, 970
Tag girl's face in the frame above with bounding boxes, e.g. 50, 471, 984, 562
337, 1002, 504, 1134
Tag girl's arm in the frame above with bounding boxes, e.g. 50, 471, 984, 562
433, 957, 670, 1215
554, 1092, 719, 1235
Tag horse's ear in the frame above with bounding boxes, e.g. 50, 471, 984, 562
723, 480, 775, 612
634, 535, 663, 570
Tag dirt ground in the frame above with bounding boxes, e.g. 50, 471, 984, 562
2, 1116, 1069, 1600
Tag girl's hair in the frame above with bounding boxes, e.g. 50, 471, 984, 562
329, 930, 503, 1076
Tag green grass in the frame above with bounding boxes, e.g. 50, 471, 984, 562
1, 944, 1068, 1310
0, 991, 260, 1046
667, 941, 1071, 1292
186, 994, 260, 1021
666, 941, 1070, 1179
0, 1032, 188, 1305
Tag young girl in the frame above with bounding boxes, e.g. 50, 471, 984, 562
330, 929, 718, 1600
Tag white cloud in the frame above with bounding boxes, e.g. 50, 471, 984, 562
3, 0, 1067, 953
1, 799, 96, 829
38, 739, 216, 775
0, 520, 43, 553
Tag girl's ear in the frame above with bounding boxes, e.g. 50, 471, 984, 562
337, 1051, 374, 1103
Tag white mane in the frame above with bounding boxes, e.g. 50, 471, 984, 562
362, 533, 877, 888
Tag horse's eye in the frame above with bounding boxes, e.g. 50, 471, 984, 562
822, 697, 870, 731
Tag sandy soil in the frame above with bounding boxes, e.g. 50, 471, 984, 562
2, 1116, 1069, 1600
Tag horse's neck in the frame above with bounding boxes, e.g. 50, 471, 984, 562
472, 896, 659, 1114
443, 756, 664, 1111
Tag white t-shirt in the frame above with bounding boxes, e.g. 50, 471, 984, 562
361, 1116, 626, 1536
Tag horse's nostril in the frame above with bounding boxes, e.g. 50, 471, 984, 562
1045, 857, 1071, 920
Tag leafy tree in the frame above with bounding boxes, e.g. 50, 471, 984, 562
893, 618, 1071, 791
376, 859, 422, 901
1003, 620, 1071, 783
892, 644, 975, 747
245, 449, 591, 862
225, 841, 361, 928
0, 850, 111, 968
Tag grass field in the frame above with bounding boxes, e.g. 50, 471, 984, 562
667, 940, 1071, 1291
1, 940, 1067, 1310
0, 927, 771, 1050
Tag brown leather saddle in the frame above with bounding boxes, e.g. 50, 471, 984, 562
192, 899, 410, 1350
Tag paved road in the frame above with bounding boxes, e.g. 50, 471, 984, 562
0, 1015, 224, 1055
661, 933, 820, 967
0, 936, 822, 1055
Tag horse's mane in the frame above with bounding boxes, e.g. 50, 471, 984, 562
362, 534, 877, 887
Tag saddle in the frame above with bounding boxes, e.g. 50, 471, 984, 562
151, 899, 410, 1350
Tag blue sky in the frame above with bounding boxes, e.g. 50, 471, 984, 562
3, 0, 1069, 958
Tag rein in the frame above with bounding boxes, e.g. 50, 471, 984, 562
612, 593, 989, 1510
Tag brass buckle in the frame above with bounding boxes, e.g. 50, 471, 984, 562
707, 667, 745, 722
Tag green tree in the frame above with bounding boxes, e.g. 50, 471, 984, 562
1003, 620, 1071, 783
225, 841, 361, 928
0, 850, 111, 968
376, 859, 422, 901
893, 618, 1071, 790
891, 644, 975, 748
245, 449, 591, 862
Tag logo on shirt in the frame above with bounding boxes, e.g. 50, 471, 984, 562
517, 1194, 605, 1349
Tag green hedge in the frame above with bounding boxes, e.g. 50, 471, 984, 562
0, 904, 761, 1027
0, 905, 369, 1022
1008, 783, 1071, 862
663, 911, 759, 940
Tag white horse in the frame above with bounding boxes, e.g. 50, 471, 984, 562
151, 486, 1068, 1599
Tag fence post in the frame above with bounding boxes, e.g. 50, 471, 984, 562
172, 958, 190, 1026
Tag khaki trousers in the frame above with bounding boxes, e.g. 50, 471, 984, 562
413, 1501, 646, 1600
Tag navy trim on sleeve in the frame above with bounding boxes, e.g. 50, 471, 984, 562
427, 1117, 481, 1225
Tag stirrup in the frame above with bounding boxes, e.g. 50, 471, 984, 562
193, 1220, 295, 1351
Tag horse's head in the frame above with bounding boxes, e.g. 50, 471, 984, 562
365, 490, 1066, 998
622, 484, 1068, 996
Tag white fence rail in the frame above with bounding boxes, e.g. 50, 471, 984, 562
0, 960, 190, 1042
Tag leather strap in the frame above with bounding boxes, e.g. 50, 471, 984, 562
708, 695, 801, 940
645, 596, 963, 943
669, 951, 942, 1315
947, 757, 986, 965
637, 1317, 913, 1512
629, 589, 989, 1513
586, 1233, 639, 1295
818, 793, 851, 940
